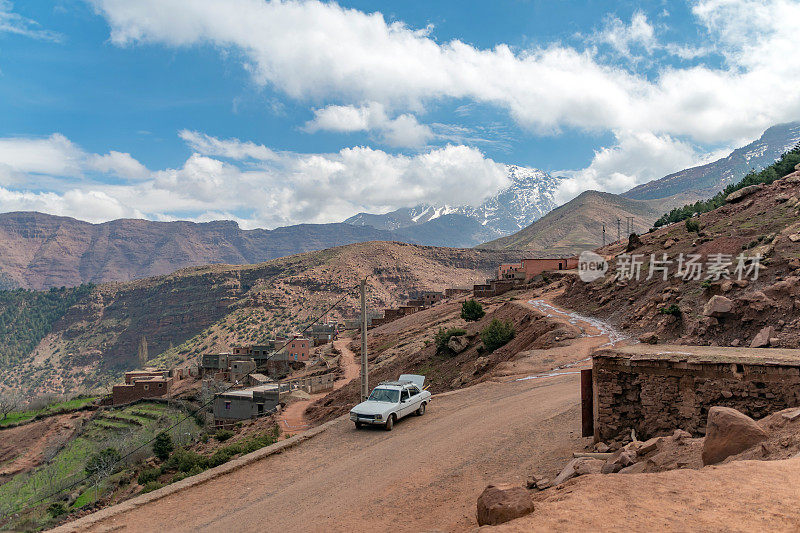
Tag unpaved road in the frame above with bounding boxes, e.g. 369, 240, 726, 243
278, 339, 360, 433
72, 375, 583, 533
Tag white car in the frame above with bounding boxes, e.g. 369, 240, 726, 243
349, 374, 431, 431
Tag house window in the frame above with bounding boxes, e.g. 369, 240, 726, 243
144, 384, 149, 391
158, 383, 163, 388
225, 401, 231, 410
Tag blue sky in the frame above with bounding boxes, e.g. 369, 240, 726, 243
0, 0, 798, 228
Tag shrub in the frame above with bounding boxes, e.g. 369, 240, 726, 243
215, 429, 234, 442
480, 319, 515, 353
685, 218, 700, 233
153, 432, 173, 461
141, 481, 163, 494
434, 327, 467, 353
460, 299, 485, 322
47, 502, 66, 518
85, 447, 121, 478
137, 467, 161, 485
659, 304, 682, 317
165, 448, 205, 473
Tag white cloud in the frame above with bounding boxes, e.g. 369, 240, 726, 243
0, 0, 61, 41
0, 134, 148, 181
591, 11, 657, 58
178, 130, 279, 160
0, 131, 508, 228
304, 102, 433, 147
555, 130, 716, 204
89, 0, 800, 146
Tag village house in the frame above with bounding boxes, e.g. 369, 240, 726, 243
309, 324, 337, 346
111, 369, 172, 405
521, 256, 578, 280
213, 383, 290, 426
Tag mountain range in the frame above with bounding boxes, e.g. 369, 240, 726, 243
345, 165, 563, 238
1, 122, 798, 289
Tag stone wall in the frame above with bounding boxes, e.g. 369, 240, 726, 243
592, 345, 800, 441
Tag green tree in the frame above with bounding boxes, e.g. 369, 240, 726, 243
461, 299, 485, 322
153, 431, 174, 461
480, 319, 515, 353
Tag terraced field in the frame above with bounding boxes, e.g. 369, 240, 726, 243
0, 401, 200, 531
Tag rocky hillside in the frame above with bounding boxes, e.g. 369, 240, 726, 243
624, 121, 800, 202
477, 191, 661, 254
345, 165, 564, 241
557, 163, 800, 349
0, 241, 518, 397
0, 212, 409, 290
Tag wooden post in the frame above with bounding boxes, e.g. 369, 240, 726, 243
581, 368, 593, 438
360, 278, 368, 402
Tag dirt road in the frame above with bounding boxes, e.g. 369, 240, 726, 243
71, 374, 583, 533
278, 339, 361, 433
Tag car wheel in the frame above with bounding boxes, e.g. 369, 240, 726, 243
384, 414, 395, 431
416, 402, 426, 416
354, 421, 362, 429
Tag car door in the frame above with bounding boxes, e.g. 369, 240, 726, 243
398, 388, 413, 418
407, 385, 423, 413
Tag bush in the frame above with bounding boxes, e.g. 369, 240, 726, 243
166, 448, 205, 473
480, 319, 515, 353
214, 429, 234, 442
659, 304, 682, 317
137, 467, 161, 485
141, 481, 163, 494
47, 502, 66, 518
685, 218, 700, 233
85, 447, 121, 478
153, 432, 173, 461
461, 299, 485, 322
434, 327, 467, 353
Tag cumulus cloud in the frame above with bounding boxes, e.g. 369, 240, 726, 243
0, 0, 61, 41
305, 102, 433, 147
0, 131, 507, 228
590, 11, 657, 58
0, 134, 149, 180
90, 0, 800, 145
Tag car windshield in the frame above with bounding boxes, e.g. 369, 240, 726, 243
368, 388, 400, 403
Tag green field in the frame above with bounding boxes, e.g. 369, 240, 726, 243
0, 396, 98, 427
0, 401, 200, 531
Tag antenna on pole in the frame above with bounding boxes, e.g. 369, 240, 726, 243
602, 223, 606, 247
360, 278, 369, 402
617, 218, 621, 242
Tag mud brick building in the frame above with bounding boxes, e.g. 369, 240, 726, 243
112, 369, 172, 405
589, 345, 800, 441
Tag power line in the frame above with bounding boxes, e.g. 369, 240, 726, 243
2, 284, 361, 522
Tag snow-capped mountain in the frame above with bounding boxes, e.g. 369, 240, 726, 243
344, 165, 564, 240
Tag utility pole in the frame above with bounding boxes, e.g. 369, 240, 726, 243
602, 223, 606, 247
360, 278, 368, 402
617, 218, 621, 242
626, 216, 635, 236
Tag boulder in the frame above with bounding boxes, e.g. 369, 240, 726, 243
553, 458, 604, 485
750, 326, 775, 348
476, 484, 535, 526
725, 185, 760, 203
639, 332, 659, 344
703, 295, 734, 317
702, 406, 768, 465
447, 335, 469, 354
601, 449, 637, 474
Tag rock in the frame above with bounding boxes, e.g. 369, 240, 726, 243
626, 233, 643, 252
750, 326, 775, 348
553, 458, 604, 485
702, 406, 769, 465
789, 234, 800, 243
672, 429, 691, 441
526, 475, 551, 490
796, 163, 800, 171
618, 462, 647, 474
447, 335, 469, 354
639, 332, 658, 344
664, 238, 676, 248
637, 437, 661, 456
726, 185, 760, 203
782, 408, 800, 421
769, 337, 780, 346
703, 295, 734, 317
593, 442, 610, 453
601, 450, 637, 474
720, 280, 733, 293
476, 484, 535, 526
